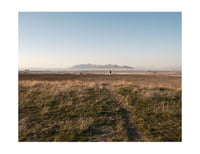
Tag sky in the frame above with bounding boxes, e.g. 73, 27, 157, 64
19, 12, 181, 69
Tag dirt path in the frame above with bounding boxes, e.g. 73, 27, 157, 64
102, 84, 141, 141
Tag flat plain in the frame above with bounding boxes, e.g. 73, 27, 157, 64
19, 71, 181, 141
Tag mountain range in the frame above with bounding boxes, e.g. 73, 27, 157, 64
69, 64, 135, 70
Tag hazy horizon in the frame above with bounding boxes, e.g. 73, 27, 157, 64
19, 12, 181, 69
19, 63, 181, 71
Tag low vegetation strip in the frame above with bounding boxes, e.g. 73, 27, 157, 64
19, 75, 181, 141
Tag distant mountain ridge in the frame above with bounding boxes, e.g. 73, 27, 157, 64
69, 64, 135, 70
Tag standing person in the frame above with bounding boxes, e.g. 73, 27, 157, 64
109, 69, 112, 75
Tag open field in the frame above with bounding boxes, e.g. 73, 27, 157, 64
19, 71, 181, 141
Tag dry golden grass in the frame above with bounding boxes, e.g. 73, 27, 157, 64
19, 73, 181, 141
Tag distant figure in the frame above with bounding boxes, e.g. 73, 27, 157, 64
109, 69, 112, 75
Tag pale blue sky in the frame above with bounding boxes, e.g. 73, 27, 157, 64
19, 12, 181, 69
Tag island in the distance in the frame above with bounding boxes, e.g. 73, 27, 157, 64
69, 64, 135, 70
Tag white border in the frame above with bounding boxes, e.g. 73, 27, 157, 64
1, 0, 200, 154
